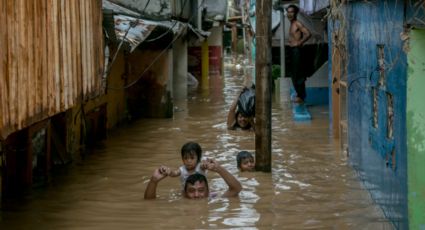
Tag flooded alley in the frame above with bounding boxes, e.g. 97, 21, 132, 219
0, 57, 393, 229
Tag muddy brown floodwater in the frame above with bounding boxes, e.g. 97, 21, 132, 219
0, 57, 394, 229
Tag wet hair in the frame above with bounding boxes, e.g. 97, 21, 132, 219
236, 151, 254, 168
181, 141, 202, 163
286, 4, 299, 14
184, 173, 209, 193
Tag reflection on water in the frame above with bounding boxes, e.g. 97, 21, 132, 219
0, 57, 393, 229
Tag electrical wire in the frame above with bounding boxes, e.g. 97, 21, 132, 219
144, 20, 180, 42
347, 66, 380, 92
102, 0, 154, 82
103, 20, 137, 80
142, 0, 151, 13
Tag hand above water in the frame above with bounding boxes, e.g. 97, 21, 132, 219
151, 166, 170, 182
202, 158, 221, 172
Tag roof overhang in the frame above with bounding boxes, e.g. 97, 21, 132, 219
103, 0, 209, 52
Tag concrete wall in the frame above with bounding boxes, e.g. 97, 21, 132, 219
333, 2, 408, 228
67, 50, 127, 162
126, 48, 173, 119
331, 2, 425, 229
407, 28, 425, 230
173, 35, 188, 101
188, 26, 224, 79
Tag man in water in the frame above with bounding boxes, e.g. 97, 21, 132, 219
144, 158, 242, 199
287, 4, 311, 103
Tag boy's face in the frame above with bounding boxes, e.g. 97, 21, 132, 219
183, 153, 198, 171
240, 157, 255, 172
237, 113, 250, 128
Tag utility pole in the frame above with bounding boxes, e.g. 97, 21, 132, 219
255, 0, 272, 172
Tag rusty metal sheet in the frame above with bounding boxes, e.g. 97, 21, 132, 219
104, 0, 206, 51
114, 15, 157, 51
0, 0, 104, 139
113, 15, 185, 52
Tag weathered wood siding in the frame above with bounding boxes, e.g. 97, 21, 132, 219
0, 0, 104, 139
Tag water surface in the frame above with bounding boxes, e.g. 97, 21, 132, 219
0, 59, 393, 229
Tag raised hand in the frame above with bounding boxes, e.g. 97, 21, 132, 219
151, 166, 169, 182
203, 158, 219, 172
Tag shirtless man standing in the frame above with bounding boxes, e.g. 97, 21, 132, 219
286, 5, 311, 103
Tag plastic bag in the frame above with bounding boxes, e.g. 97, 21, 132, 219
237, 87, 255, 117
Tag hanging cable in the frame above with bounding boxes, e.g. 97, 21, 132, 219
102, 0, 154, 81
142, 0, 151, 13
103, 20, 137, 80
144, 20, 180, 42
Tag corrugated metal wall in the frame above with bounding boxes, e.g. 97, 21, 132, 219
0, 0, 104, 139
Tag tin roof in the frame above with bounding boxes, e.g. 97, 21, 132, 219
105, 0, 171, 20
103, 0, 209, 52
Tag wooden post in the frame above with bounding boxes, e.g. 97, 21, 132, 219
201, 39, 209, 90
255, 0, 272, 172
231, 23, 237, 54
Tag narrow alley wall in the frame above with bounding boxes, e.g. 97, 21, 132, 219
330, 1, 425, 229
0, 0, 104, 140
330, 1, 408, 228
407, 28, 425, 230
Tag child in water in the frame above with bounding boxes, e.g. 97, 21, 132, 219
236, 151, 255, 172
166, 141, 207, 188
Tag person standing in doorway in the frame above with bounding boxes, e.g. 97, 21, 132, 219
286, 4, 311, 103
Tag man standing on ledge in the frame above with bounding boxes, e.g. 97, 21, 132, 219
287, 4, 311, 103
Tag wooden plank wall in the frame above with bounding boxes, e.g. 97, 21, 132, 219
0, 0, 104, 139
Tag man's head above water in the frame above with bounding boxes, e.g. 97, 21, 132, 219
184, 173, 209, 199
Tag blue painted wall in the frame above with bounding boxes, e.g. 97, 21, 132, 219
330, 2, 410, 229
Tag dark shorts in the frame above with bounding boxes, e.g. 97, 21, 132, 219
288, 46, 306, 100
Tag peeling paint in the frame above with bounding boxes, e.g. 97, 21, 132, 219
407, 28, 425, 230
